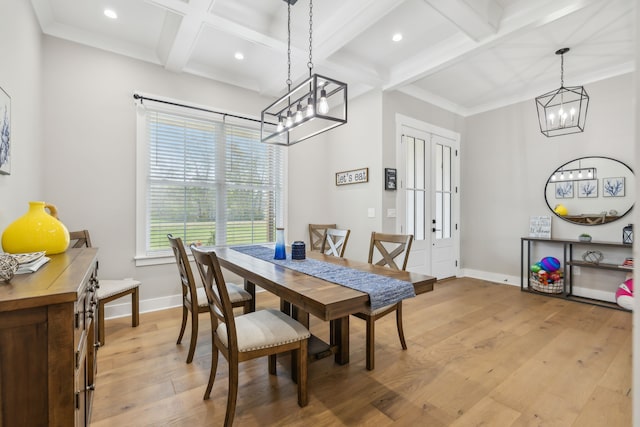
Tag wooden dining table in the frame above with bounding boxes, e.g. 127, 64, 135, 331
213, 246, 436, 365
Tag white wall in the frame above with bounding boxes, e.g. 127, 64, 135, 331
289, 89, 385, 261
0, 0, 45, 230
462, 73, 634, 282
40, 36, 278, 311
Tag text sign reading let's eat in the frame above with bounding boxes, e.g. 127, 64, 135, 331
336, 167, 369, 186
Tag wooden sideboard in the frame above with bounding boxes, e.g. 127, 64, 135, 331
0, 247, 99, 426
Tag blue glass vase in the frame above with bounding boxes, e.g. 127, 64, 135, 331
274, 227, 286, 260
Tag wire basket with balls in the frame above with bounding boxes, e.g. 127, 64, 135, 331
529, 256, 564, 294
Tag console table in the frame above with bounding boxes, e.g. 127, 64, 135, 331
0, 247, 99, 426
520, 237, 632, 310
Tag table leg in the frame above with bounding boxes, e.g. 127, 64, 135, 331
331, 316, 350, 365
290, 305, 310, 382
244, 280, 256, 313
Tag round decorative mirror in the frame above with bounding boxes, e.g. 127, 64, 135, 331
545, 156, 634, 225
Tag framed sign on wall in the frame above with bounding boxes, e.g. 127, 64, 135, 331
385, 168, 397, 190
336, 167, 368, 186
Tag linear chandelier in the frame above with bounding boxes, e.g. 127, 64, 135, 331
550, 167, 596, 182
261, 0, 347, 146
535, 48, 589, 137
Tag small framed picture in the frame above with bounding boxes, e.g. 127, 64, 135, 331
603, 177, 625, 197
555, 182, 573, 199
385, 168, 397, 190
0, 85, 10, 175
578, 179, 598, 198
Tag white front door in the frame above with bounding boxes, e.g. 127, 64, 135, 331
397, 116, 460, 279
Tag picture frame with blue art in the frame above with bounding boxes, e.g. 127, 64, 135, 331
0, 85, 10, 175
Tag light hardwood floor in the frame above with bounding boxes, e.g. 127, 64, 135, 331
91, 278, 632, 426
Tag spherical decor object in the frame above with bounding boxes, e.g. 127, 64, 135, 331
554, 204, 568, 216
0, 254, 19, 281
530, 264, 541, 273
581, 250, 604, 264
615, 278, 633, 310
539, 256, 561, 272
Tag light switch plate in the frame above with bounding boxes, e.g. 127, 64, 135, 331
387, 208, 396, 218
367, 208, 375, 218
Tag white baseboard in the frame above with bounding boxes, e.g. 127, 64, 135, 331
102, 293, 182, 320
461, 268, 521, 287
102, 289, 267, 320
460, 268, 617, 303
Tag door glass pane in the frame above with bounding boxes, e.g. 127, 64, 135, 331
416, 138, 425, 190
443, 145, 451, 191
444, 193, 451, 238
407, 137, 415, 188
435, 143, 442, 191
416, 191, 425, 240
435, 192, 442, 239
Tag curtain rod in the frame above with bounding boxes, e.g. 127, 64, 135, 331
133, 93, 273, 125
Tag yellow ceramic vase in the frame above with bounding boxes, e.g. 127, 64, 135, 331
1, 201, 70, 255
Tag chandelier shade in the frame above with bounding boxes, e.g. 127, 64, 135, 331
261, 0, 347, 146
535, 48, 589, 137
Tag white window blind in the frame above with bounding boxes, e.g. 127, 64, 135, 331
140, 104, 285, 257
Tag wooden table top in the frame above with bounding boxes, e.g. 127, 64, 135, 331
213, 246, 436, 321
0, 248, 98, 312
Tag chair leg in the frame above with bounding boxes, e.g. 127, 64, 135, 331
225, 360, 239, 427
131, 287, 140, 327
297, 343, 308, 407
177, 305, 188, 344
186, 309, 199, 364
268, 354, 277, 375
396, 303, 407, 350
243, 300, 251, 314
365, 316, 375, 371
98, 300, 106, 346
203, 349, 219, 400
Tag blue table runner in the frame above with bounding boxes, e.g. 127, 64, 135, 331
231, 245, 415, 310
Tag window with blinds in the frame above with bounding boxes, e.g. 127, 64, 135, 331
139, 105, 285, 256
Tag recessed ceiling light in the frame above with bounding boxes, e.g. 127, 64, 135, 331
234, 52, 244, 60
104, 9, 118, 19
392, 33, 403, 42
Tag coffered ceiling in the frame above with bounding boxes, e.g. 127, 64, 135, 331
30, 0, 634, 116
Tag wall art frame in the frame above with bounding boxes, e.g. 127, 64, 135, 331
554, 182, 574, 199
602, 177, 625, 197
578, 179, 598, 198
0, 85, 10, 175
385, 168, 397, 190
335, 167, 368, 186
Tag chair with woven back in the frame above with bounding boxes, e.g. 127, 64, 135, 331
190, 245, 310, 426
69, 230, 141, 346
321, 228, 351, 258
167, 234, 252, 364
308, 223, 336, 252
353, 231, 414, 370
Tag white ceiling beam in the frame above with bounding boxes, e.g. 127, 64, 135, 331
385, 0, 604, 91
313, 0, 407, 61
423, 0, 503, 41
148, 0, 215, 72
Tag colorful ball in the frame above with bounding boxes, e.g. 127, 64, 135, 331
530, 264, 541, 273
540, 257, 561, 272
615, 278, 634, 311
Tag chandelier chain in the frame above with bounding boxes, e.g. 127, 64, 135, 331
308, 0, 313, 72
286, 1, 292, 87
560, 53, 564, 87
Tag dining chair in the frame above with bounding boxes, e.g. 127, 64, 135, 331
321, 228, 351, 257
308, 223, 336, 252
167, 234, 252, 364
190, 245, 310, 426
353, 231, 414, 370
69, 230, 141, 346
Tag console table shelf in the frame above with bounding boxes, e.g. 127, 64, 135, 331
521, 237, 632, 311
